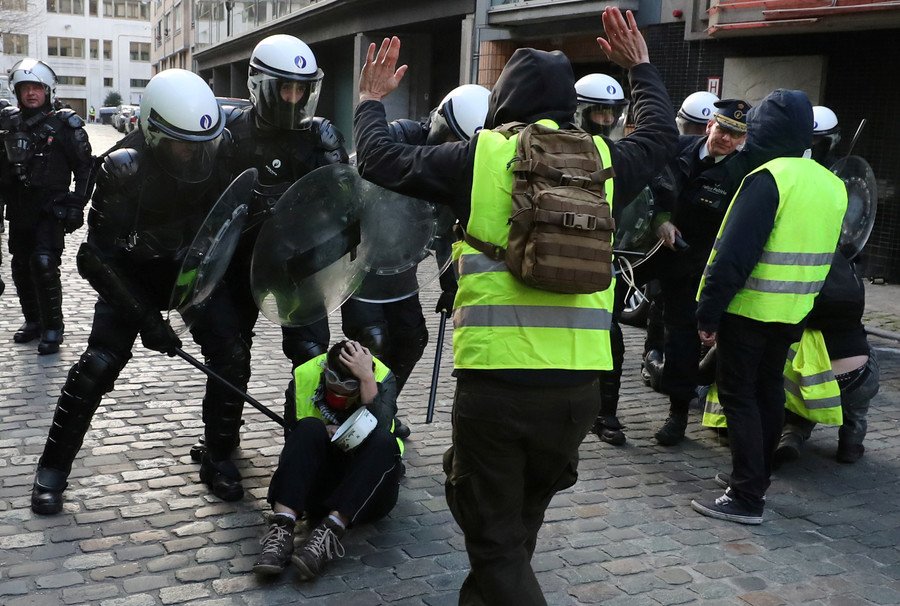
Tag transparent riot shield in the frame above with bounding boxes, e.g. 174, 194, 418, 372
251, 164, 454, 326
614, 186, 657, 255
166, 168, 255, 333
830, 155, 878, 259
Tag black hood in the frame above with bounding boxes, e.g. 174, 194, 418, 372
720, 89, 814, 192
483, 48, 576, 130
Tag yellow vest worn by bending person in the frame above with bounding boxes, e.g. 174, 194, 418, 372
702, 328, 842, 428
698, 157, 847, 324
292, 353, 404, 455
452, 119, 616, 371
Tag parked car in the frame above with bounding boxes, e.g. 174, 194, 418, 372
125, 107, 140, 134
216, 97, 252, 113
112, 104, 138, 132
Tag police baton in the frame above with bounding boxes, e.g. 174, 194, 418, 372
426, 310, 447, 424
844, 118, 866, 159
174, 347, 286, 428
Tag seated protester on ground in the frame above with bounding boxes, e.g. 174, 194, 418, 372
253, 340, 404, 581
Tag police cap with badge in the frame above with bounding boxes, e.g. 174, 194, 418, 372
712, 99, 750, 134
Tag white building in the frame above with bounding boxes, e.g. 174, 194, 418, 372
0, 0, 151, 118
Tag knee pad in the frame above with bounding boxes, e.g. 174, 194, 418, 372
63, 346, 130, 400
282, 339, 327, 367
353, 323, 389, 356
30, 253, 59, 276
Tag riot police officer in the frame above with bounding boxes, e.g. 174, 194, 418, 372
341, 84, 488, 396
811, 105, 840, 165
0, 58, 93, 354
224, 34, 348, 374
30, 69, 249, 514
575, 73, 629, 140
676, 91, 720, 136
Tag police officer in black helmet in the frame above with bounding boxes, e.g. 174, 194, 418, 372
0, 58, 93, 354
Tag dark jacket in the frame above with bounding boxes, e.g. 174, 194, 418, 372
696, 90, 817, 332
354, 51, 677, 227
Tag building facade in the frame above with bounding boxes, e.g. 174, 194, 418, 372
190, 0, 899, 280
150, 0, 192, 74
0, 0, 152, 117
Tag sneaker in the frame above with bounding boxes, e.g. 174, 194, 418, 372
773, 432, 803, 469
691, 490, 763, 525
836, 442, 865, 464
714, 472, 730, 489
291, 517, 346, 581
592, 415, 626, 446
654, 413, 688, 446
252, 515, 296, 575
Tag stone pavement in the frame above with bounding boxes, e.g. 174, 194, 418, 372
0, 124, 898, 605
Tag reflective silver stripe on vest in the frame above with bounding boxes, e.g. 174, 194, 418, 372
797, 369, 835, 388
758, 251, 834, 266
744, 277, 826, 295
783, 377, 842, 410
458, 254, 506, 276
455, 305, 612, 330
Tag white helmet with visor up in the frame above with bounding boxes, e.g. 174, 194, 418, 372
9, 58, 57, 107
248, 34, 323, 130
140, 68, 225, 183
574, 73, 630, 139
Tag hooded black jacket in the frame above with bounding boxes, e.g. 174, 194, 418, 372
354, 49, 677, 384
354, 49, 677, 227
696, 89, 819, 332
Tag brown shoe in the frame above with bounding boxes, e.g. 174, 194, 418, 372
291, 517, 345, 581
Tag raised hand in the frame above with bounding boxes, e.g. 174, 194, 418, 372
359, 36, 408, 103
596, 8, 649, 69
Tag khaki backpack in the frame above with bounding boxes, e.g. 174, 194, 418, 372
464, 121, 616, 294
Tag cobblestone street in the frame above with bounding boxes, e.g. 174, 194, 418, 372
0, 124, 898, 605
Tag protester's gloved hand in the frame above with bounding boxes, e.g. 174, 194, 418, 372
51, 194, 86, 234
140, 314, 182, 356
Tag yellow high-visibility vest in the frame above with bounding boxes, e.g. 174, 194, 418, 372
452, 119, 615, 370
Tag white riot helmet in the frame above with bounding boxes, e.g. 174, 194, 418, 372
677, 91, 719, 135
140, 69, 225, 183
574, 73, 629, 139
811, 105, 841, 164
248, 34, 323, 130
9, 58, 57, 108
427, 84, 490, 144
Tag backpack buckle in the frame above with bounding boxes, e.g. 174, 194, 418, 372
560, 174, 591, 187
562, 212, 597, 230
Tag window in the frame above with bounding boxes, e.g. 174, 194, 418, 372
89, 0, 97, 14
163, 11, 170, 37
47, 37, 85, 58
57, 75, 87, 85
103, 77, 113, 87
103, 0, 149, 20
89, 38, 98, 59
129, 42, 150, 62
130, 78, 149, 88
0, 0, 27, 10
103, 39, 112, 60
2, 33, 28, 55
47, 0, 85, 14
173, 1, 182, 32
154, 21, 162, 47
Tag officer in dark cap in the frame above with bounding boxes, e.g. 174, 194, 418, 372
630, 97, 753, 447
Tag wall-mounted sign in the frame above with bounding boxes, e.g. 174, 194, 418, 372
707, 77, 721, 97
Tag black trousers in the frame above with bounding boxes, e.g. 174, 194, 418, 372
659, 270, 704, 409
267, 417, 402, 525
8, 209, 65, 323
444, 375, 600, 606
716, 313, 803, 506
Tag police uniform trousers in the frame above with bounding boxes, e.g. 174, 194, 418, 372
267, 417, 402, 525
715, 313, 803, 507
39, 283, 251, 473
444, 374, 600, 606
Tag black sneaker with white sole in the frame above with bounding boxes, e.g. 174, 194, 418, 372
691, 489, 763, 525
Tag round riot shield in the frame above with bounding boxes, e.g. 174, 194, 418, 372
830, 155, 877, 259
615, 186, 657, 254
350, 199, 455, 304
251, 164, 367, 327
167, 168, 255, 333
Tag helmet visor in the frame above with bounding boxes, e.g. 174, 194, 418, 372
426, 107, 455, 145
155, 136, 222, 184
576, 101, 629, 140
253, 72, 322, 130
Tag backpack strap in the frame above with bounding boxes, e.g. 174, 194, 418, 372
461, 227, 506, 262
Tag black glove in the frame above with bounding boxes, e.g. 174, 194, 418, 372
435, 290, 456, 314
139, 314, 182, 356
51, 194, 86, 234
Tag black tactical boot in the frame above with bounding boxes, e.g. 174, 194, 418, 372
13, 321, 41, 343
655, 413, 688, 446
394, 417, 411, 440
199, 454, 244, 501
592, 415, 626, 446
38, 328, 65, 355
836, 441, 865, 464
31, 466, 69, 515
773, 431, 804, 469
32, 253, 65, 355
643, 349, 664, 392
